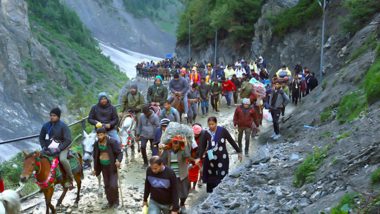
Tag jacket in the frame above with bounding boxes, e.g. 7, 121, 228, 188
137, 111, 160, 139
210, 84, 222, 95
231, 78, 241, 89
93, 136, 122, 176
121, 91, 145, 112
39, 120, 72, 150
161, 149, 191, 181
199, 83, 210, 100
147, 82, 168, 106
233, 105, 259, 128
240, 81, 252, 98
169, 77, 189, 94
88, 102, 119, 131
160, 107, 180, 123
222, 80, 236, 92
269, 89, 290, 110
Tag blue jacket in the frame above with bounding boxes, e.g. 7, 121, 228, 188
39, 120, 71, 150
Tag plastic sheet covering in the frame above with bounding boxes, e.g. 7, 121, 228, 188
160, 122, 197, 152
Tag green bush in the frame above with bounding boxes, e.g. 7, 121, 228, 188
371, 168, 380, 184
336, 90, 367, 124
293, 146, 329, 187
320, 106, 333, 123
343, 0, 380, 33
331, 193, 358, 214
364, 57, 380, 104
268, 0, 322, 38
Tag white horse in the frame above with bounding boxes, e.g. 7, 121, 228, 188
118, 113, 137, 163
0, 189, 21, 214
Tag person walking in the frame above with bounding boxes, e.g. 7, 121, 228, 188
199, 78, 210, 117
189, 124, 206, 189
88, 92, 120, 144
195, 117, 242, 193
187, 83, 200, 122
233, 99, 259, 156
93, 127, 122, 209
143, 156, 179, 214
269, 82, 290, 140
210, 81, 222, 112
136, 105, 160, 167
291, 75, 301, 105
39, 107, 74, 189
221, 77, 236, 108
161, 136, 191, 213
231, 74, 241, 105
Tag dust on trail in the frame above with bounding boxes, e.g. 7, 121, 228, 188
22, 78, 295, 213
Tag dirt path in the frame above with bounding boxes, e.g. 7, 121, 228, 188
22, 83, 296, 213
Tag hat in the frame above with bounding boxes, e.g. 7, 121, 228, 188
192, 124, 202, 135
242, 98, 251, 105
50, 107, 61, 118
155, 75, 163, 82
98, 92, 108, 101
96, 127, 107, 134
160, 118, 170, 127
259, 56, 263, 60
129, 84, 138, 90
207, 63, 212, 67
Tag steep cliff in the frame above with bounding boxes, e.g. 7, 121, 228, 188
0, 0, 127, 161
63, 0, 184, 57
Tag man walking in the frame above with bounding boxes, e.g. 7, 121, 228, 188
93, 127, 122, 209
143, 156, 179, 214
39, 107, 74, 189
221, 77, 236, 108
137, 105, 160, 167
233, 99, 259, 156
269, 82, 290, 140
199, 78, 210, 117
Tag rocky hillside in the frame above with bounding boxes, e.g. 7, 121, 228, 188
0, 0, 127, 161
186, 0, 380, 213
63, 0, 184, 57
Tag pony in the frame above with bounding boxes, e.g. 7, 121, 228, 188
172, 93, 189, 124
20, 151, 83, 214
118, 113, 137, 163
0, 189, 20, 214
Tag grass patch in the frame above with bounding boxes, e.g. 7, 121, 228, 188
320, 106, 334, 123
331, 193, 358, 214
343, 0, 380, 33
364, 55, 380, 104
349, 33, 378, 62
321, 131, 332, 139
336, 131, 352, 142
336, 90, 367, 124
293, 146, 329, 187
371, 168, 380, 185
268, 0, 322, 38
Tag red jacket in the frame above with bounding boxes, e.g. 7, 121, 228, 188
233, 105, 259, 128
222, 80, 236, 92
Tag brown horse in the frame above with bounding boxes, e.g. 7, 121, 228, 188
171, 93, 188, 123
20, 151, 83, 214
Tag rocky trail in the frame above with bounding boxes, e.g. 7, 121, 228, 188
22, 81, 288, 214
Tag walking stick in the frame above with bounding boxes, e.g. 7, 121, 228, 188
117, 169, 124, 207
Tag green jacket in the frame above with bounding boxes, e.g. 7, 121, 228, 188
240, 81, 252, 99
147, 84, 168, 105
121, 91, 145, 112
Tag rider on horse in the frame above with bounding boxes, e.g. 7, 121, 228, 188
120, 84, 145, 124
147, 75, 168, 108
88, 92, 120, 144
39, 107, 73, 189
168, 73, 189, 118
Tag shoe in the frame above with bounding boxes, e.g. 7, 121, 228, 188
101, 203, 112, 210
273, 134, 281, 140
180, 206, 187, 214
113, 203, 122, 209
270, 133, 276, 138
183, 113, 188, 118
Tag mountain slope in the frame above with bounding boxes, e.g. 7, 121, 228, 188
63, 0, 184, 57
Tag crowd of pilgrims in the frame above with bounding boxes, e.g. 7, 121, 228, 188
34, 56, 319, 213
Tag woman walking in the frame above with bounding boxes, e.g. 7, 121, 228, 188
196, 117, 242, 193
